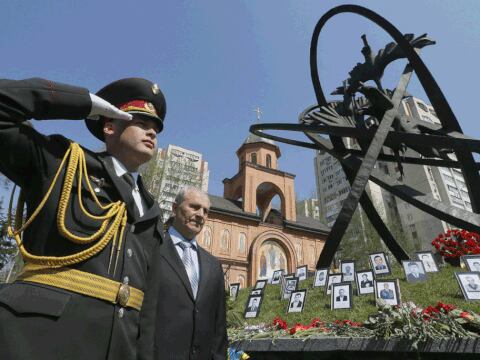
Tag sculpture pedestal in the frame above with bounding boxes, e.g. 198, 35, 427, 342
231, 337, 480, 359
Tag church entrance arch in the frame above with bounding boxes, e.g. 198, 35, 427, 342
249, 231, 296, 285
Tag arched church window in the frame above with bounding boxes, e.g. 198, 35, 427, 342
295, 242, 303, 262
266, 154, 272, 168
238, 275, 245, 289
238, 232, 246, 253
309, 245, 315, 263
202, 226, 212, 248
251, 153, 257, 164
220, 229, 230, 250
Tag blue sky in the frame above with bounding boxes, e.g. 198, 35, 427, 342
1, 0, 479, 200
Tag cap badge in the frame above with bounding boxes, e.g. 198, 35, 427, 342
152, 83, 160, 95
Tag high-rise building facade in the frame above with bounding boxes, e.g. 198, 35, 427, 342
394, 96, 471, 247
314, 96, 472, 250
141, 144, 209, 220
296, 198, 321, 220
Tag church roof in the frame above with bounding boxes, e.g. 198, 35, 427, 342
243, 133, 276, 146
208, 194, 330, 234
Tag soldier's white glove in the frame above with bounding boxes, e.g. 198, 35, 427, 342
87, 93, 133, 121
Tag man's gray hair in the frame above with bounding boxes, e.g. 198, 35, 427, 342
174, 186, 210, 206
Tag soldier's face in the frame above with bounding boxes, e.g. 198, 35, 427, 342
172, 190, 210, 240
105, 116, 158, 168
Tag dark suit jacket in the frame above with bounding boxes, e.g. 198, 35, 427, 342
335, 295, 348, 301
0, 78, 163, 360
138, 232, 227, 360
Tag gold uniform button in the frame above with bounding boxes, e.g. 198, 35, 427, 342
127, 248, 133, 258
118, 308, 125, 318
123, 276, 129, 285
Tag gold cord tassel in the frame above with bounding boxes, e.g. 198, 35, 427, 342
7, 142, 128, 269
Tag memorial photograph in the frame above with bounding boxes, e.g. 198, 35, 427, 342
287, 290, 307, 313
461, 255, 480, 272
356, 270, 375, 295
340, 260, 355, 282
295, 265, 308, 281
313, 268, 328, 287
325, 273, 342, 295
456, 272, 480, 301
369, 252, 391, 276
282, 276, 299, 300
271, 269, 284, 285
254, 279, 267, 290
375, 280, 401, 306
244, 295, 263, 319
416, 251, 439, 273
229, 283, 240, 301
402, 260, 428, 283
331, 283, 352, 310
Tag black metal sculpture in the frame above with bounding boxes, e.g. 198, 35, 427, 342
249, 5, 480, 268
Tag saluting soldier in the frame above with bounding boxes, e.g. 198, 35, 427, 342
0, 77, 166, 360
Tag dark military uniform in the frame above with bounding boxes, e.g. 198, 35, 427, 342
0, 78, 165, 360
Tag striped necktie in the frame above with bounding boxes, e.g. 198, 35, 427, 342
178, 241, 199, 299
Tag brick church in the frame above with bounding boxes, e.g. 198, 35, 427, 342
198, 133, 329, 288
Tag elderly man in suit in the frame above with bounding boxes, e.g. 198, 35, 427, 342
0, 77, 167, 360
139, 186, 228, 360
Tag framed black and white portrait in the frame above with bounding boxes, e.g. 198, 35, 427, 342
325, 273, 342, 295
461, 255, 480, 273
369, 252, 391, 276
271, 269, 285, 285
455, 272, 480, 301
254, 279, 267, 290
331, 282, 352, 310
244, 295, 263, 318
313, 268, 328, 287
229, 283, 240, 300
340, 260, 355, 282
250, 289, 263, 296
356, 270, 375, 295
287, 289, 307, 313
296, 265, 308, 281
282, 276, 299, 300
416, 251, 439, 273
402, 260, 427, 283
374, 279, 401, 306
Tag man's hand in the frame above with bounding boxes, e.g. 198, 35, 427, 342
87, 93, 133, 121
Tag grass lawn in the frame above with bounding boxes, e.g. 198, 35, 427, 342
228, 263, 480, 327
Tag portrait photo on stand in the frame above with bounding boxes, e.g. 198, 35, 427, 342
244, 295, 264, 318
331, 282, 352, 310
416, 251, 439, 273
325, 273, 343, 295
271, 269, 285, 285
356, 270, 375, 295
254, 279, 267, 290
369, 252, 391, 276
455, 272, 480, 301
282, 276, 299, 300
340, 260, 356, 282
374, 279, 401, 306
402, 260, 428, 283
461, 255, 480, 273
287, 289, 307, 313
313, 268, 328, 287
295, 265, 308, 281
229, 283, 240, 300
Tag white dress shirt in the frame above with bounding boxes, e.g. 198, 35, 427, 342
169, 226, 200, 281
110, 156, 145, 217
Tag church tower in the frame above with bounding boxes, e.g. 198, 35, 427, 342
223, 133, 297, 222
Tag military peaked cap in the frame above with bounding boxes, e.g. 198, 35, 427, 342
85, 77, 166, 141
